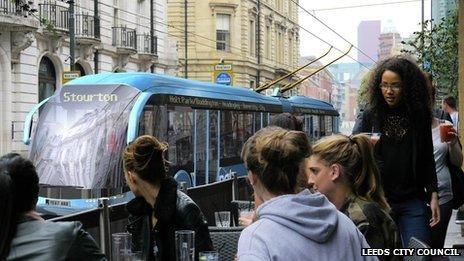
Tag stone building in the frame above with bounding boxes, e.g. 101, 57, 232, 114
0, 0, 178, 155
167, 0, 299, 92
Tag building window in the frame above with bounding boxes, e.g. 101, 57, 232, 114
216, 14, 230, 51
265, 24, 271, 59
288, 34, 293, 66
249, 19, 256, 57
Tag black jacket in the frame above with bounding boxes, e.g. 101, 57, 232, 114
126, 177, 213, 261
352, 109, 438, 201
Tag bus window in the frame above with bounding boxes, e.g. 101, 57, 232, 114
326, 116, 333, 136
320, 116, 326, 137
138, 104, 155, 136
253, 112, 260, 133
149, 106, 194, 180
209, 111, 219, 183
195, 110, 208, 185
220, 111, 253, 169
313, 116, 320, 140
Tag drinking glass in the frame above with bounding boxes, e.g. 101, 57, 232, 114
199, 251, 219, 261
214, 211, 231, 227
175, 230, 195, 261
439, 119, 454, 142
112, 232, 132, 261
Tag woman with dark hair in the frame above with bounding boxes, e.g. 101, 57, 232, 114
0, 153, 105, 260
123, 135, 213, 260
353, 56, 440, 247
237, 127, 374, 261
307, 134, 401, 259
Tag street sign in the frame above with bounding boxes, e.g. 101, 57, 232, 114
62, 71, 81, 84
215, 64, 232, 71
215, 72, 232, 85
213, 63, 234, 86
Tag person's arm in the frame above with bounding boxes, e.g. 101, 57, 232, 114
422, 127, 440, 226
352, 111, 366, 134
67, 222, 107, 260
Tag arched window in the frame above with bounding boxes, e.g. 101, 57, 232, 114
38, 56, 56, 103
75, 62, 86, 77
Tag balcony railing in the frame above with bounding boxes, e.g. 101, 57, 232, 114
112, 26, 136, 50
39, 3, 69, 32
75, 13, 99, 39
0, 0, 28, 16
136, 34, 157, 55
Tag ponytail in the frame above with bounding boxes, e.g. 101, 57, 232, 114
312, 135, 390, 212
350, 135, 390, 211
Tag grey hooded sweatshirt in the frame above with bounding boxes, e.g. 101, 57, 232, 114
237, 190, 377, 261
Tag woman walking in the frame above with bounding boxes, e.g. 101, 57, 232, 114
353, 56, 440, 246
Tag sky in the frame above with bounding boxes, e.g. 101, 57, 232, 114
298, 0, 432, 64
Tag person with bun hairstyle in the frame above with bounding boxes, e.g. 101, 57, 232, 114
0, 153, 105, 260
307, 134, 401, 260
237, 127, 374, 261
123, 135, 213, 261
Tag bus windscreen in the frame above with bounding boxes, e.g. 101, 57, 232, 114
29, 84, 140, 189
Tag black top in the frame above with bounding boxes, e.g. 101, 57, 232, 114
376, 107, 416, 202
126, 177, 213, 261
353, 107, 438, 203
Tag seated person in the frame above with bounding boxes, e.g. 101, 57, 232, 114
123, 135, 213, 260
307, 134, 401, 260
0, 153, 105, 260
237, 127, 374, 261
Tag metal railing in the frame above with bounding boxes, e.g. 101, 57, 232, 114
75, 13, 99, 39
39, 2, 69, 31
0, 0, 28, 16
112, 26, 136, 50
136, 33, 157, 54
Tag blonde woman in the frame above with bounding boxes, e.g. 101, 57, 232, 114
307, 134, 401, 260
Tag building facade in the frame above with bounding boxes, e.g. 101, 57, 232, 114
432, 0, 457, 24
357, 20, 380, 64
378, 32, 403, 61
298, 56, 340, 107
0, 0, 178, 155
167, 0, 299, 92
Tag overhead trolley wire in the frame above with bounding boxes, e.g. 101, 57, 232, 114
75, 2, 300, 71
290, 0, 378, 65
310, 0, 422, 12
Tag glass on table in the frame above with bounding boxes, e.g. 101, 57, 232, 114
175, 230, 195, 261
199, 251, 219, 261
111, 232, 132, 261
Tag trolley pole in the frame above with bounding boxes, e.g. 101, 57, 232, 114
184, 0, 188, 79
68, 0, 75, 71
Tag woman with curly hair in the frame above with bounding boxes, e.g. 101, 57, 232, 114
353, 56, 440, 247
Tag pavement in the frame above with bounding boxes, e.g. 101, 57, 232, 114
445, 210, 464, 248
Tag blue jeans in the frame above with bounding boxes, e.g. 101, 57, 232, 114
390, 198, 431, 247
